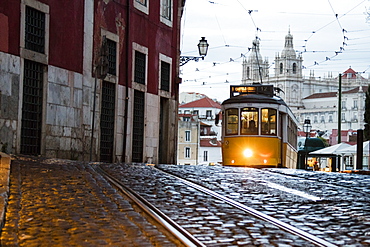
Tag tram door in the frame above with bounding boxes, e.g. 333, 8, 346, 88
279, 113, 284, 167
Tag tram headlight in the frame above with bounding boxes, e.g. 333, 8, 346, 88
243, 149, 253, 158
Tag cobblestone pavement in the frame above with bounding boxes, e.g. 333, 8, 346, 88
3, 156, 370, 246
1, 156, 182, 247
155, 164, 370, 246
101, 164, 313, 246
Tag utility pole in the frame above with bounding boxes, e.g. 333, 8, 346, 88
338, 74, 342, 144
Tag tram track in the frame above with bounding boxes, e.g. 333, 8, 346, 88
155, 166, 337, 247
94, 165, 205, 247
97, 164, 338, 247
154, 164, 370, 246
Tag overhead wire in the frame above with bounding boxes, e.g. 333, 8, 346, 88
181, 0, 370, 87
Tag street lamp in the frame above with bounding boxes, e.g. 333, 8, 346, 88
180, 37, 209, 66
303, 119, 312, 170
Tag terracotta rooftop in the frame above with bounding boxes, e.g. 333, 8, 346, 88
200, 138, 222, 147
179, 97, 221, 109
341, 68, 364, 79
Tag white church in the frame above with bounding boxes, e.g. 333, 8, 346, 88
241, 31, 369, 144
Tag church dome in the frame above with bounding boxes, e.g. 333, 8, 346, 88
248, 38, 263, 63
281, 30, 296, 58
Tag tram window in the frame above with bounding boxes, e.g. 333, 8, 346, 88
261, 108, 277, 135
225, 108, 238, 135
240, 107, 258, 135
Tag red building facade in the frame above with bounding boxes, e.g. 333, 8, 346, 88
0, 0, 184, 163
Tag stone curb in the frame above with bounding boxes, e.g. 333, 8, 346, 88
0, 152, 11, 231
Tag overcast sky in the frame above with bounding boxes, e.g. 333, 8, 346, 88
179, 0, 370, 102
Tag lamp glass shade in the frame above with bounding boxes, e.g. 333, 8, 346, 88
197, 37, 209, 57
303, 119, 312, 134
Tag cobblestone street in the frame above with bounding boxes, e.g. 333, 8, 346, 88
1, 156, 181, 246
2, 156, 370, 246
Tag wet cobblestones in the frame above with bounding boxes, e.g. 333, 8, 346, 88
3, 156, 370, 246
101, 164, 316, 246
156, 164, 370, 246
1, 157, 182, 246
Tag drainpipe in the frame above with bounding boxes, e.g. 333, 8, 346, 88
122, 0, 131, 163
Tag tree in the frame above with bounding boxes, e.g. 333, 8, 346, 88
364, 85, 370, 140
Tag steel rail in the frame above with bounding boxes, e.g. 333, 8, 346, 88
156, 167, 338, 247
94, 165, 206, 247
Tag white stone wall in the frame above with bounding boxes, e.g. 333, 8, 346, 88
198, 146, 222, 165
145, 93, 160, 163
0, 52, 21, 153
45, 65, 87, 159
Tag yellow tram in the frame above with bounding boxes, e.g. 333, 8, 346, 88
219, 84, 298, 168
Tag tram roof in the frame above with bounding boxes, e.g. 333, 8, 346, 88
221, 94, 288, 106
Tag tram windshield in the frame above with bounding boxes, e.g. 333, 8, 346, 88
261, 108, 277, 135
225, 108, 238, 135
240, 107, 258, 135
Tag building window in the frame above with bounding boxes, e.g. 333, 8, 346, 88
107, 39, 117, 76
329, 115, 333, 123
342, 113, 346, 121
353, 99, 358, 110
134, 51, 146, 85
160, 61, 170, 91
160, 0, 173, 26
25, 6, 45, 53
204, 151, 208, 162
279, 63, 283, 74
136, 0, 147, 6
183, 117, 190, 122
320, 115, 325, 123
185, 130, 190, 142
292, 63, 297, 74
185, 147, 190, 158
353, 113, 358, 121
206, 110, 212, 118
342, 101, 346, 110
134, 0, 149, 14
193, 110, 199, 115
161, 0, 171, 20
314, 115, 318, 123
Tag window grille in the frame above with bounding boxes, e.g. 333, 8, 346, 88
161, 61, 170, 91
21, 60, 44, 155
134, 51, 146, 84
132, 90, 145, 162
107, 39, 117, 76
25, 6, 45, 53
100, 81, 116, 162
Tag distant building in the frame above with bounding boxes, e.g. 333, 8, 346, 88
242, 31, 370, 143
0, 0, 185, 164
177, 114, 199, 165
177, 94, 222, 165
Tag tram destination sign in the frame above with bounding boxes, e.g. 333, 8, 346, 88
230, 84, 274, 97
